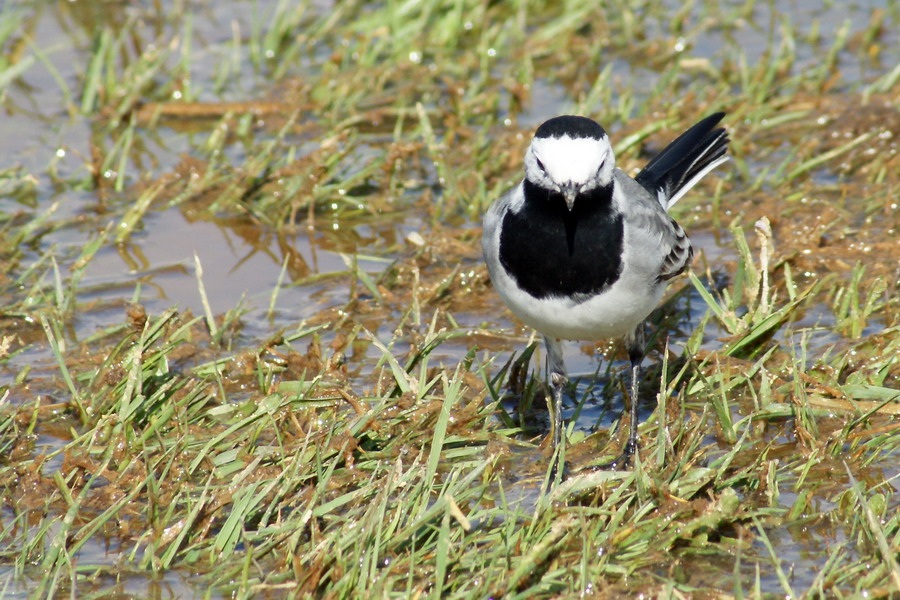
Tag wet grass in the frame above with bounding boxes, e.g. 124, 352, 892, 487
1, 0, 899, 597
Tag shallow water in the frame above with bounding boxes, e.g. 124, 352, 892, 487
1, 0, 898, 597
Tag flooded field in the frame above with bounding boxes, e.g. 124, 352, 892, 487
1, 0, 898, 597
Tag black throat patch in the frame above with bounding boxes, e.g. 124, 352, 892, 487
499, 180, 623, 301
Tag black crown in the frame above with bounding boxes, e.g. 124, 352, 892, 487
535, 115, 607, 141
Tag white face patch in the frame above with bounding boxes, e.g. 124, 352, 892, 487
525, 134, 615, 194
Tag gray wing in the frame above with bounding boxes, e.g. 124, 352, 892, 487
614, 170, 693, 282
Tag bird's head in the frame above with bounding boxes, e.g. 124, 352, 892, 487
524, 115, 616, 210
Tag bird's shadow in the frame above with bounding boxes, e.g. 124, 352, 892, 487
495, 349, 678, 444
491, 283, 700, 445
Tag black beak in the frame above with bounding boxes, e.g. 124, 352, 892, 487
561, 184, 578, 211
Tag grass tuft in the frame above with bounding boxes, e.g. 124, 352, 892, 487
0, 0, 898, 597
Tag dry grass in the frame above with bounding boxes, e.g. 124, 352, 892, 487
0, 0, 898, 597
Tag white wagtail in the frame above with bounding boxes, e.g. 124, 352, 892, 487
482, 112, 729, 470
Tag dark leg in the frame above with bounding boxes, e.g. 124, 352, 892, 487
596, 325, 645, 470
623, 326, 645, 460
544, 337, 567, 480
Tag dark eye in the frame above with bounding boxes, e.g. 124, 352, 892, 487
536, 158, 546, 172
596, 159, 606, 174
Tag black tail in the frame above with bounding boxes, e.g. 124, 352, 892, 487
635, 112, 729, 208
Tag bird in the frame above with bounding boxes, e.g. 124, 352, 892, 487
482, 111, 729, 474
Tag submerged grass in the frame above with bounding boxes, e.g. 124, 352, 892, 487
1, 0, 899, 597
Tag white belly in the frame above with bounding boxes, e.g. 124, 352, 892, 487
490, 263, 665, 341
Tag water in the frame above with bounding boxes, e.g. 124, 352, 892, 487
1, 0, 897, 596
